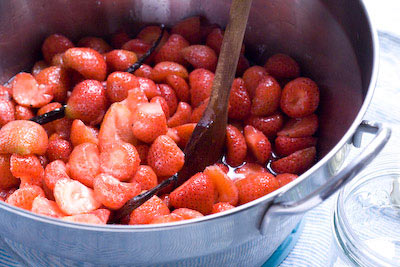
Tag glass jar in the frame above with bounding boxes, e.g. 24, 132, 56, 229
328, 160, 400, 266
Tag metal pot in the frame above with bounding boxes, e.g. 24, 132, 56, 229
0, 0, 391, 266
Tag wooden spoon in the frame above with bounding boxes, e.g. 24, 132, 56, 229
113, 0, 253, 222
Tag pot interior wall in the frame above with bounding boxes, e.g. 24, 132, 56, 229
0, 0, 372, 157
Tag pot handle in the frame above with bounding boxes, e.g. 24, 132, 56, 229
260, 120, 391, 235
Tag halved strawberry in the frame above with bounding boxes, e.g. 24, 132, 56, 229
235, 172, 279, 204
228, 78, 251, 120
150, 96, 170, 118
93, 173, 141, 210
106, 72, 139, 103
88, 208, 111, 224
212, 202, 235, 214
132, 102, 168, 143
44, 160, 70, 191
137, 25, 169, 47
154, 34, 190, 65
105, 49, 137, 72
251, 76, 281, 116
275, 136, 317, 156
54, 178, 101, 215
264, 53, 300, 79
77, 37, 112, 54
233, 162, 268, 181
242, 66, 269, 98
32, 60, 49, 77
166, 128, 180, 144
271, 147, 316, 174
135, 144, 149, 165
35, 66, 70, 103
280, 78, 319, 118
225, 124, 247, 167
14, 105, 34, 120
181, 45, 217, 72
170, 172, 215, 215
189, 68, 214, 108
68, 143, 100, 188
42, 34, 74, 63
12, 73, 53, 108
190, 98, 209, 123
147, 135, 184, 177
245, 113, 285, 138
173, 123, 196, 148
0, 154, 19, 189
244, 125, 271, 164
150, 213, 184, 224
158, 84, 178, 115
172, 208, 204, 220
70, 119, 99, 147
151, 62, 189, 83
277, 114, 318, 138
62, 214, 104, 225
0, 99, 15, 127
167, 102, 192, 128
171, 16, 201, 44
10, 154, 44, 186
129, 195, 170, 225
204, 165, 238, 206
166, 74, 190, 102
6, 185, 45, 210
132, 165, 158, 190
137, 77, 160, 100
122, 39, 152, 58
276, 173, 298, 187
31, 196, 65, 218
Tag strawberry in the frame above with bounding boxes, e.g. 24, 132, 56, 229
264, 53, 300, 79
77, 37, 112, 54
134, 64, 153, 79
190, 98, 209, 123
121, 87, 148, 114
271, 147, 316, 174
233, 162, 268, 180
244, 125, 271, 164
137, 25, 169, 47
122, 39, 152, 58
135, 144, 149, 165
160, 194, 172, 209
37, 102, 63, 135
129, 195, 170, 224
171, 16, 201, 44
205, 27, 245, 55
154, 34, 190, 65
0, 120, 48, 155
245, 113, 285, 138
105, 49, 137, 72
70, 119, 99, 147
46, 138, 73, 163
236, 54, 250, 76
31, 196, 65, 218
111, 31, 130, 49
0, 99, 15, 127
65, 80, 108, 125
137, 77, 160, 100
170, 172, 215, 215
51, 53, 66, 68
166, 74, 190, 102
172, 208, 204, 220
54, 178, 101, 215
212, 202, 235, 214
44, 160, 70, 191
0, 154, 19, 189
204, 165, 238, 206
62, 214, 105, 225
68, 143, 100, 188
150, 213, 184, 224
235, 172, 279, 204
100, 142, 140, 182
181, 45, 217, 72
167, 102, 192, 128
35, 66, 70, 103
12, 73, 53, 108
0, 188, 17, 200
166, 128, 180, 144
242, 66, 269, 98
6, 185, 45, 210
150, 96, 170, 118
14, 105, 34, 120
277, 114, 318, 138
251, 75, 281, 116
63, 47, 107, 81
147, 135, 184, 177
228, 78, 251, 120
276, 173, 298, 187
225, 125, 247, 167
280, 78, 319, 118
42, 34, 74, 63
173, 123, 196, 148
132, 165, 158, 190
106, 72, 139, 103
93, 173, 141, 210
151, 62, 189, 83
275, 136, 317, 156
189, 68, 214, 108
32, 60, 49, 77
88, 209, 111, 224
158, 84, 178, 115
132, 102, 168, 143
10, 154, 44, 186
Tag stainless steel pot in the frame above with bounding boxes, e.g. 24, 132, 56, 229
0, 0, 391, 266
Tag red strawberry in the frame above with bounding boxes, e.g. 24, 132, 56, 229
132, 165, 158, 190
0, 99, 15, 127
228, 78, 251, 120
172, 208, 204, 220
190, 98, 209, 123
44, 160, 70, 191
151, 62, 189, 83
251, 76, 281, 116
105, 49, 137, 72
42, 34, 74, 63
31, 60, 49, 77
150, 213, 184, 224
70, 119, 99, 147
173, 123, 196, 148
121, 87, 148, 114
137, 77, 160, 100
14, 105, 34, 120
212, 202, 235, 214
6, 185, 45, 210
276, 173, 298, 187
93, 173, 141, 210
12, 73, 53, 108
46, 138, 73, 163
88, 209, 111, 224
100, 142, 140, 181
160, 194, 172, 209
66, 80, 108, 125
150, 96, 170, 118
280, 78, 319, 118
137, 25, 169, 47
167, 102, 192, 128
133, 64, 153, 79
245, 113, 285, 138
106, 72, 139, 103
233, 162, 268, 181
181, 45, 217, 72
135, 144, 149, 165
166, 128, 180, 144
244, 125, 271, 164
271, 147, 316, 174
225, 124, 247, 167
35, 66, 70, 103
132, 102, 168, 143
264, 53, 300, 79
166, 74, 190, 102
77, 37, 112, 54
31, 196, 65, 218
170, 172, 215, 215
277, 114, 318, 138
0, 85, 11, 100
235, 172, 279, 204
147, 135, 184, 177
0, 154, 19, 189
205, 27, 246, 55
62, 214, 104, 225
129, 195, 170, 225
215, 163, 229, 174
10, 154, 44, 186
122, 39, 152, 58
236, 54, 250, 76
155, 34, 190, 65
158, 84, 178, 115
63, 47, 107, 81
0, 188, 17, 200
68, 143, 100, 188
0, 120, 48, 155
204, 165, 238, 206
242, 66, 269, 98
189, 68, 214, 108
171, 16, 201, 44
111, 30, 130, 49
275, 136, 317, 156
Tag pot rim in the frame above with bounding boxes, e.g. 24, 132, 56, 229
0, 0, 379, 232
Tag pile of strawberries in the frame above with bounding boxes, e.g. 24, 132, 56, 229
0, 16, 319, 225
